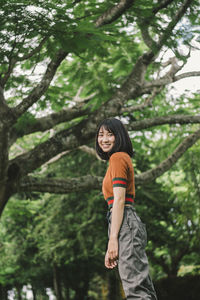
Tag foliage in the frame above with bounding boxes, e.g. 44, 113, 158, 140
0, 0, 200, 298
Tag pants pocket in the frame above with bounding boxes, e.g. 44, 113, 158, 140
127, 210, 147, 249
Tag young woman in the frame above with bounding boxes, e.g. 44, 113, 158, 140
96, 118, 157, 300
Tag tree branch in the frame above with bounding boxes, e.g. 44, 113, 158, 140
14, 49, 68, 118
129, 115, 200, 131
18, 175, 103, 194
36, 145, 102, 175
120, 87, 162, 113
1, 58, 16, 88
174, 71, 200, 82
18, 37, 48, 61
95, 0, 135, 27
105, 51, 156, 108
138, 25, 156, 49
143, 70, 200, 89
9, 104, 89, 144
8, 120, 94, 177
139, 0, 193, 55
16, 127, 200, 194
157, 0, 193, 49
0, 86, 6, 107
136, 127, 200, 185
129, 0, 192, 94
152, 0, 175, 14
1, 37, 48, 87
79, 145, 104, 161
137, 0, 181, 49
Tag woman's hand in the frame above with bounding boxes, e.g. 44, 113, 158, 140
105, 237, 118, 269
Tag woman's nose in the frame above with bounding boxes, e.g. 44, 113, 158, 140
102, 135, 109, 142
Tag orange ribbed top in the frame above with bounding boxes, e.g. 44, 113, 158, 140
102, 152, 135, 209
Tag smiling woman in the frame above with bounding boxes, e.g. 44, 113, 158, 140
95, 118, 157, 299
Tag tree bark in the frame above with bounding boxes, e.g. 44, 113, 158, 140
128, 115, 200, 131
53, 264, 63, 300
16, 285, 22, 300
95, 0, 135, 27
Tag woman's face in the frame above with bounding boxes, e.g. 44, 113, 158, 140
98, 126, 115, 153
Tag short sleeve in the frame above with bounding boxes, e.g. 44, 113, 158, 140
110, 153, 128, 189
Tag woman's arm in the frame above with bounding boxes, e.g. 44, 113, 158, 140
105, 187, 126, 269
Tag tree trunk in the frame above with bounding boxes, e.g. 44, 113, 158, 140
53, 264, 63, 300
73, 280, 89, 300
32, 286, 37, 300
16, 285, 22, 300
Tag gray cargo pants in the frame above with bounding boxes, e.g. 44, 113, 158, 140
107, 206, 157, 300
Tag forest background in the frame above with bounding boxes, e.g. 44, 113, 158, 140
0, 0, 200, 299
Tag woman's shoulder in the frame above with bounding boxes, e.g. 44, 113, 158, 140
110, 152, 130, 162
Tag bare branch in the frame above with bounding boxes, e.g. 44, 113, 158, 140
95, 0, 135, 27
129, 115, 200, 131
35, 145, 102, 175
174, 71, 200, 82
18, 174, 103, 194
121, 87, 162, 113
136, 127, 200, 184
79, 145, 104, 161
37, 150, 71, 174
138, 25, 156, 49
14, 49, 67, 118
144, 70, 200, 89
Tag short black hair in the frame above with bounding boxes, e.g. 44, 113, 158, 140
95, 118, 133, 160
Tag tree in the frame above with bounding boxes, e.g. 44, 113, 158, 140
0, 0, 200, 216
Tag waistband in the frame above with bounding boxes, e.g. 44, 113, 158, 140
106, 205, 135, 222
